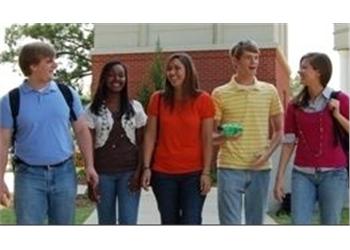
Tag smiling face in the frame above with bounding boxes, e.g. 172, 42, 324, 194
166, 58, 186, 89
298, 58, 321, 87
106, 64, 126, 93
30, 56, 57, 83
297, 53, 332, 88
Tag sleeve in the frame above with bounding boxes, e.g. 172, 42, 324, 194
211, 88, 222, 122
83, 104, 95, 129
269, 86, 283, 116
338, 92, 349, 120
0, 94, 13, 129
282, 102, 297, 144
198, 92, 215, 119
69, 86, 84, 119
147, 91, 161, 117
133, 100, 148, 128
284, 102, 297, 134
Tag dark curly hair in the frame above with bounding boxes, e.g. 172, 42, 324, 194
90, 60, 135, 119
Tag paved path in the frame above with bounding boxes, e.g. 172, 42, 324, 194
84, 187, 277, 225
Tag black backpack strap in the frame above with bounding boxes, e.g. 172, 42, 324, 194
8, 88, 20, 148
57, 83, 77, 122
330, 90, 340, 99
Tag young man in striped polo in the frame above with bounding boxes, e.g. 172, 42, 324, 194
212, 40, 283, 224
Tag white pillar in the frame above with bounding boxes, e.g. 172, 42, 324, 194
338, 50, 350, 93
334, 24, 350, 93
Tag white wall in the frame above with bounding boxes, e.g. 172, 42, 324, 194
334, 24, 350, 93
93, 23, 288, 57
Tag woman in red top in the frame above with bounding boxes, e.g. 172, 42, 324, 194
141, 53, 214, 224
274, 52, 349, 224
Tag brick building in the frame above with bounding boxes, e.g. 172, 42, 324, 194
91, 24, 291, 108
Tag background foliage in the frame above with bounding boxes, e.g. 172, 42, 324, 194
0, 23, 94, 95
138, 38, 165, 108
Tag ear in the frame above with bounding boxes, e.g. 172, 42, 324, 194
29, 64, 37, 75
231, 56, 238, 67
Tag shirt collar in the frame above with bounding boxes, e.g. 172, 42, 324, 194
230, 75, 263, 91
20, 79, 58, 94
306, 86, 333, 110
322, 86, 333, 100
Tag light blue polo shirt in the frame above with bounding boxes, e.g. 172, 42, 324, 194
0, 80, 84, 165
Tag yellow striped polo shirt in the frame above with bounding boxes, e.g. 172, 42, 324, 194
212, 76, 283, 170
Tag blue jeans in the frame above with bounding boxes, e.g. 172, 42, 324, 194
97, 171, 140, 225
217, 168, 271, 225
291, 168, 348, 225
151, 171, 206, 225
14, 158, 77, 225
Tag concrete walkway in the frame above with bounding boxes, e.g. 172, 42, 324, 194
84, 187, 277, 225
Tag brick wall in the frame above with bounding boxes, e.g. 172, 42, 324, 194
91, 48, 290, 109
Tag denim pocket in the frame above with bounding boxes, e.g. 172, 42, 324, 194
326, 168, 348, 182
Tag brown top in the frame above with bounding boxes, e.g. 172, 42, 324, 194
94, 112, 139, 174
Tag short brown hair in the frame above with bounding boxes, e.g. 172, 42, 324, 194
19, 42, 56, 76
230, 40, 260, 59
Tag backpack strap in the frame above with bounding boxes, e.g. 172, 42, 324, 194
57, 82, 77, 122
8, 83, 77, 150
330, 90, 340, 99
9, 88, 20, 149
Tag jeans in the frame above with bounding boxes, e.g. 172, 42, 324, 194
14, 158, 77, 225
217, 168, 271, 225
97, 171, 140, 225
151, 171, 206, 225
291, 168, 348, 225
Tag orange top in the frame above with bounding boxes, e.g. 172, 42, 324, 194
148, 91, 215, 174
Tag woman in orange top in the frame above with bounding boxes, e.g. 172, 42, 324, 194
141, 53, 214, 224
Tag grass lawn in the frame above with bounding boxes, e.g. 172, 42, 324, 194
0, 194, 95, 225
269, 208, 349, 225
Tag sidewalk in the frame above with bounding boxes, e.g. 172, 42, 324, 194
84, 187, 277, 225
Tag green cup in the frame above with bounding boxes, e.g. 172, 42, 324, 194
218, 123, 243, 137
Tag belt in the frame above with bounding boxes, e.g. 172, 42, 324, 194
14, 156, 72, 168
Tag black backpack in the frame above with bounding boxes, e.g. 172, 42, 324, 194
330, 91, 349, 176
8, 82, 77, 150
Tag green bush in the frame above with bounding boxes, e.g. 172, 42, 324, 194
137, 38, 165, 109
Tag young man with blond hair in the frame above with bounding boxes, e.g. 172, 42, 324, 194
0, 42, 98, 224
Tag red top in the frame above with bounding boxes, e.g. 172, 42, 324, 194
284, 92, 349, 168
147, 91, 215, 174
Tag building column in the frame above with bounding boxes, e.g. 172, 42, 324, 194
334, 24, 350, 93
137, 24, 149, 47
338, 50, 350, 93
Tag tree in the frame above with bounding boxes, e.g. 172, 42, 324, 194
138, 38, 165, 108
0, 23, 94, 95
290, 74, 303, 97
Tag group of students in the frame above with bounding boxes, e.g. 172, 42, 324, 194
0, 39, 348, 225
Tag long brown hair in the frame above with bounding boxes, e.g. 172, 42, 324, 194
162, 53, 201, 110
293, 52, 332, 107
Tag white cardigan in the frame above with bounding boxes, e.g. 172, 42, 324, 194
84, 100, 147, 148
